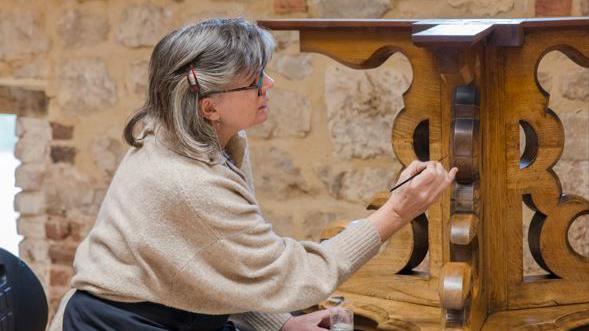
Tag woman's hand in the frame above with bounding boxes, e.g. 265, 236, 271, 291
368, 160, 457, 241
280, 310, 330, 331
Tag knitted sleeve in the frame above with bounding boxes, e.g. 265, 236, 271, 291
159, 173, 381, 315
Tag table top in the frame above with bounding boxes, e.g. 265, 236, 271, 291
258, 17, 589, 47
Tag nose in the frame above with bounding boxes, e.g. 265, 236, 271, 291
262, 73, 274, 92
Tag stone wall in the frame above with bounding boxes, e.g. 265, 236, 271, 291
0, 0, 587, 319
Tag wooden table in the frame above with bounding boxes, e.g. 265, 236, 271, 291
258, 18, 589, 330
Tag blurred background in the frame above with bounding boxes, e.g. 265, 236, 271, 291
0, 0, 587, 321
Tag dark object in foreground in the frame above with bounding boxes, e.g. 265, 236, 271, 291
0, 247, 48, 331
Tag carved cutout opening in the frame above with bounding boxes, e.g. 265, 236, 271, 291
412, 119, 429, 162
536, 49, 588, 198
522, 195, 551, 278
568, 213, 589, 259
324, 51, 412, 159
519, 120, 539, 169
397, 213, 429, 275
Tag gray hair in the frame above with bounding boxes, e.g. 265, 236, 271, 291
124, 17, 275, 159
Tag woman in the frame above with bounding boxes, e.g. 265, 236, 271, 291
49, 18, 457, 331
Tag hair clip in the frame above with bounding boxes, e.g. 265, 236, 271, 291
187, 64, 200, 94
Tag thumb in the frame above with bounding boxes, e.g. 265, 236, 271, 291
316, 309, 330, 327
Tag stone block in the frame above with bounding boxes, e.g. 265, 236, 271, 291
15, 163, 46, 190
0, 11, 50, 60
325, 53, 412, 159
13, 57, 49, 80
274, 0, 307, 14
560, 112, 589, 161
14, 118, 51, 163
45, 217, 71, 240
50, 122, 74, 140
0, 87, 48, 116
250, 146, 309, 200
15, 117, 51, 139
64, 211, 96, 241
19, 238, 50, 264
48, 243, 77, 265
50, 146, 77, 164
57, 8, 110, 48
447, 0, 514, 16
57, 57, 117, 115
263, 209, 296, 238
318, 164, 400, 202
271, 31, 299, 51
569, 214, 589, 257
247, 88, 311, 138
561, 69, 589, 102
536, 0, 572, 16
14, 136, 49, 163
91, 136, 126, 176
582, 0, 589, 15
302, 211, 337, 241
14, 191, 46, 215
269, 53, 313, 80
554, 160, 589, 198
17, 215, 47, 239
308, 0, 390, 18
117, 3, 171, 47
127, 60, 149, 96
49, 265, 73, 287
44, 165, 96, 216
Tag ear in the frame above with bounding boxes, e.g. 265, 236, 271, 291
199, 98, 220, 122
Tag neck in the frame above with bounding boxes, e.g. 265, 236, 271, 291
215, 126, 236, 149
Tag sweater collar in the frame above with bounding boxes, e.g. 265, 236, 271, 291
140, 122, 248, 168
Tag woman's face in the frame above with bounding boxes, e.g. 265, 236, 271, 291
208, 71, 274, 133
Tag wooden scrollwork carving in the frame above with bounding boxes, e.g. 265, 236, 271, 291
522, 45, 589, 281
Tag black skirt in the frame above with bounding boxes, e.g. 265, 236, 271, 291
63, 290, 234, 331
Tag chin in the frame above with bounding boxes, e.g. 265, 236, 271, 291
255, 108, 269, 124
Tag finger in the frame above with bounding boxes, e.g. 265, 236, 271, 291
448, 167, 458, 181
406, 160, 428, 177
433, 168, 457, 198
315, 310, 330, 327
439, 167, 458, 190
412, 162, 437, 187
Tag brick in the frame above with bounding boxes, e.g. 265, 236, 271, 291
50, 122, 74, 140
50, 146, 77, 164
535, 0, 572, 16
49, 266, 73, 287
14, 118, 51, 164
16, 215, 47, 239
274, 0, 307, 14
19, 238, 49, 264
45, 218, 71, 240
15, 163, 45, 190
14, 191, 46, 215
48, 286, 70, 311
0, 86, 48, 116
48, 244, 77, 265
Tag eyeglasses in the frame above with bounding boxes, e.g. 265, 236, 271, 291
201, 69, 265, 98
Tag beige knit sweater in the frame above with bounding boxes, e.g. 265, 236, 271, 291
49, 130, 382, 331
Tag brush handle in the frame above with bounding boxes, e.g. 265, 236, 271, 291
389, 156, 448, 193
388, 168, 425, 192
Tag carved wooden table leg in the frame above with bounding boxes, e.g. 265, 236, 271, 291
259, 18, 589, 331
